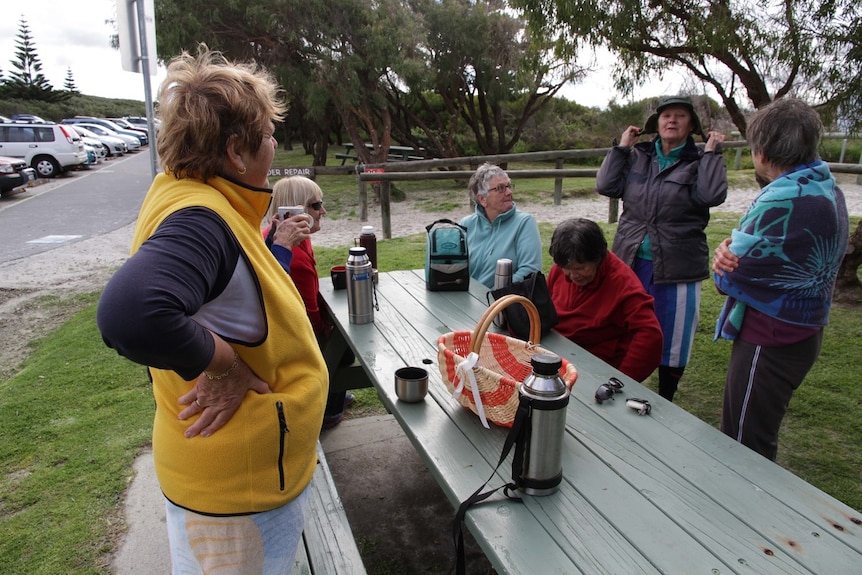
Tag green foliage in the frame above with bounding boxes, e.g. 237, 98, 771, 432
0, 93, 146, 124
0, 295, 154, 574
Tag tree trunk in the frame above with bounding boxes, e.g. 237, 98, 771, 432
834, 219, 862, 304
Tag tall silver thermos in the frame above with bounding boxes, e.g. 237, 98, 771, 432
346, 247, 374, 324
516, 353, 570, 496
493, 258, 513, 328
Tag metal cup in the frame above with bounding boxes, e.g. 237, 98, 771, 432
394, 367, 429, 402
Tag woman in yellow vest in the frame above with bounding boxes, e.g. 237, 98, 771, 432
97, 46, 327, 572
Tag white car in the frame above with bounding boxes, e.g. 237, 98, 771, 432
72, 123, 141, 152
0, 122, 88, 178
69, 125, 127, 156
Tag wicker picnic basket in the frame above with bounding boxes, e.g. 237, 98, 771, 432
437, 294, 578, 428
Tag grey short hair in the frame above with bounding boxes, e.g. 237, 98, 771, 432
467, 162, 508, 203
747, 98, 822, 169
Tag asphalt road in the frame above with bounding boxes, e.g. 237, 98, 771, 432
0, 151, 154, 266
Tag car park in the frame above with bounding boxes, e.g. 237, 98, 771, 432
0, 122, 88, 178
69, 125, 127, 156
107, 117, 150, 138
70, 123, 141, 152
61, 117, 148, 146
0, 154, 37, 195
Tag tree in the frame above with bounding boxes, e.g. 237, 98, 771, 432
388, 0, 583, 158
63, 67, 79, 94
511, 0, 862, 135
4, 17, 59, 102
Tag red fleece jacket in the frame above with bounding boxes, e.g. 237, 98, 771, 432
548, 251, 662, 382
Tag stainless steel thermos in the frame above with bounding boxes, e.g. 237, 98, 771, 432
346, 247, 374, 324
493, 258, 513, 328
517, 353, 570, 495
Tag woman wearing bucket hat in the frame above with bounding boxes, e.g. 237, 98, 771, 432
596, 95, 727, 401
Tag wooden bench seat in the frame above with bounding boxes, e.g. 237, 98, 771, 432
291, 443, 367, 574
334, 153, 359, 165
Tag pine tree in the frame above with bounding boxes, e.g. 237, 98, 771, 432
5, 17, 58, 101
63, 67, 79, 94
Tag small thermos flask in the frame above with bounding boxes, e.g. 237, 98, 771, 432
359, 225, 378, 271
346, 247, 374, 324
516, 353, 570, 496
493, 258, 513, 328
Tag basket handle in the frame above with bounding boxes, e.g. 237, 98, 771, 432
470, 294, 541, 354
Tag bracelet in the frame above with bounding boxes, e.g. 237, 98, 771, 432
205, 350, 240, 380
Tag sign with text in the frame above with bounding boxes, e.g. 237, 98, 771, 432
365, 167, 384, 184
268, 166, 315, 178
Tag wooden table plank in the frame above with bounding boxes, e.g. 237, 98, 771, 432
319, 271, 862, 574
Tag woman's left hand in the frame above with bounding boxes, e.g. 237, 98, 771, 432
704, 131, 726, 152
712, 238, 739, 276
178, 358, 272, 438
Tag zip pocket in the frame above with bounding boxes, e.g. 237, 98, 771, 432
276, 401, 289, 491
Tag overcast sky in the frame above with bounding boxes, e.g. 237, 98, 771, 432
1, 0, 676, 109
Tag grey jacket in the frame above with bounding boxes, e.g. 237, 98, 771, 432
596, 137, 727, 283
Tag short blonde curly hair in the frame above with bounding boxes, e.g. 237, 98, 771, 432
156, 45, 286, 182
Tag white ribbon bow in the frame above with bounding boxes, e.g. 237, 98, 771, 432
453, 352, 490, 429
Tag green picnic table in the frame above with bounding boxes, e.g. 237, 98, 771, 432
319, 269, 862, 574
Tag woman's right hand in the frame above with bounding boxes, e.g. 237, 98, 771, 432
271, 214, 311, 248
619, 125, 642, 147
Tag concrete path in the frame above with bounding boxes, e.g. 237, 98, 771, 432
112, 415, 494, 574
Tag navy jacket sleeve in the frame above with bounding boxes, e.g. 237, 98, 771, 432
96, 208, 240, 380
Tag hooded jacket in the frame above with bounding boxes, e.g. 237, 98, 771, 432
596, 137, 727, 283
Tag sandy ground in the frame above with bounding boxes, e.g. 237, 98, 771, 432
1, 176, 860, 379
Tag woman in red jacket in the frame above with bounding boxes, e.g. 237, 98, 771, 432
547, 218, 663, 382
263, 176, 355, 428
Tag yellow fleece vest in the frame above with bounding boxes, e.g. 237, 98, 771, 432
132, 173, 328, 514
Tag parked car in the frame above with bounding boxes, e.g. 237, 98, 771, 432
124, 116, 160, 134
0, 154, 37, 195
65, 126, 111, 160
10, 113, 49, 124
61, 117, 148, 146
69, 125, 127, 156
70, 123, 141, 152
0, 122, 88, 178
107, 117, 149, 137
0, 115, 11, 123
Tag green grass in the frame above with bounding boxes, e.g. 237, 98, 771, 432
0, 294, 154, 575
1, 148, 859, 571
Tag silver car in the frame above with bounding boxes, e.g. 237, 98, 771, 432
72, 123, 141, 152
69, 125, 128, 156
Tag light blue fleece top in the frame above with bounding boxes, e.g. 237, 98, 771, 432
460, 203, 542, 289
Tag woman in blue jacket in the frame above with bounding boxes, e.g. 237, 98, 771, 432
460, 162, 542, 289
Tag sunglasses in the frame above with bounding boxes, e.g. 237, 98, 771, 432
594, 377, 625, 404
308, 200, 324, 211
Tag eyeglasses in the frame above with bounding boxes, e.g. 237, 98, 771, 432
488, 182, 514, 194
594, 377, 625, 404
308, 200, 324, 211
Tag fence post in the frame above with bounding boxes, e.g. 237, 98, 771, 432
608, 198, 619, 224
734, 148, 743, 170
359, 178, 368, 222
554, 159, 563, 205
380, 181, 392, 239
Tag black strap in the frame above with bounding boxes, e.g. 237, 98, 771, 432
453, 395, 532, 575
